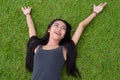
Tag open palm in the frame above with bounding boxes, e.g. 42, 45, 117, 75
94, 2, 107, 14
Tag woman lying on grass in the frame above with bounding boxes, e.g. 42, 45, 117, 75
21, 2, 107, 80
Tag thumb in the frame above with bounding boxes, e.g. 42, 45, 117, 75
21, 7, 24, 11
94, 4, 96, 8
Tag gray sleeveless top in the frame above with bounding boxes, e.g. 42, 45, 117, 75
32, 46, 65, 80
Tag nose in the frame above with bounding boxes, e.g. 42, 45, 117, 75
57, 26, 62, 31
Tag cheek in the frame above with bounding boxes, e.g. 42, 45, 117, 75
61, 30, 66, 37
48, 27, 54, 32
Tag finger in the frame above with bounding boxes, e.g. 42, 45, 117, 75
24, 6, 27, 9
102, 2, 107, 7
29, 6, 32, 9
99, 2, 104, 6
21, 7, 24, 11
28, 6, 32, 10
27, 6, 30, 10
23, 6, 25, 9
30, 7, 32, 9
94, 4, 96, 8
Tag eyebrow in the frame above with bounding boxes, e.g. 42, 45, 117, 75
54, 23, 59, 25
54, 22, 66, 28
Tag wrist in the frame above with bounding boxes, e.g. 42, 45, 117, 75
93, 11, 98, 17
25, 13, 30, 16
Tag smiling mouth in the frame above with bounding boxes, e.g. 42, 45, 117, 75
54, 31, 61, 36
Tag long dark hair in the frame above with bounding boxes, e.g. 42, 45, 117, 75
26, 19, 81, 78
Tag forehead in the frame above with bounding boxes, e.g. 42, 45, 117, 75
53, 20, 66, 27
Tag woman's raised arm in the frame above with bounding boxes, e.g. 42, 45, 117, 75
21, 6, 36, 38
72, 2, 107, 45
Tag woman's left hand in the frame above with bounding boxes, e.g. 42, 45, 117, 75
21, 6, 32, 16
93, 2, 107, 14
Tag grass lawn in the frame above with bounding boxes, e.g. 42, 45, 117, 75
0, 0, 120, 80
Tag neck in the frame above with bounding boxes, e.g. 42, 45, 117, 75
47, 38, 60, 46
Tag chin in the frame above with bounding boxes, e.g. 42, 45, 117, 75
53, 35, 62, 40
53, 36, 63, 41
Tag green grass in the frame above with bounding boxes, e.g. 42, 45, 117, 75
0, 0, 120, 80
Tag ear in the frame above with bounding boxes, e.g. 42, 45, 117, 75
48, 28, 51, 32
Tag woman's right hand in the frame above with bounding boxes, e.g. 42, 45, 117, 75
93, 2, 107, 14
21, 6, 32, 16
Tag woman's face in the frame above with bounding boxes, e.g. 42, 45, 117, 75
48, 20, 66, 41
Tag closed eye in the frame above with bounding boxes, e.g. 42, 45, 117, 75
61, 26, 66, 30
54, 23, 59, 27
54, 22, 66, 30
